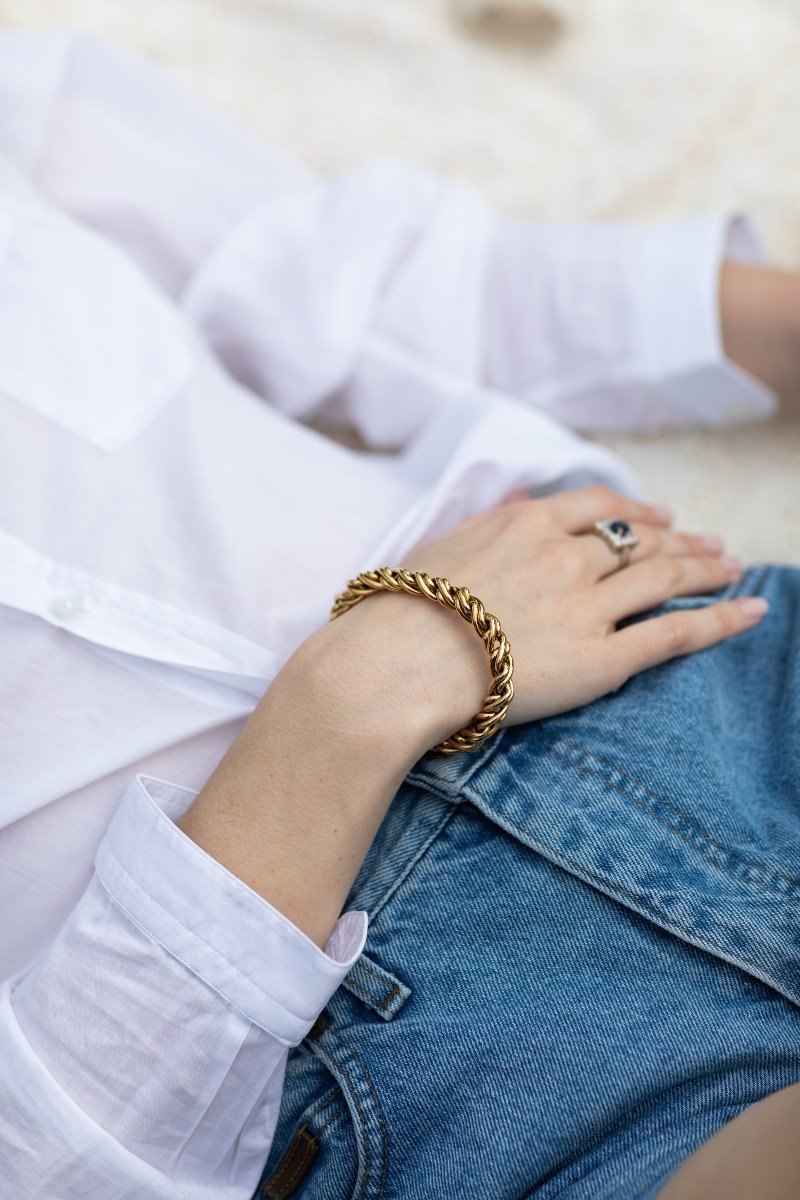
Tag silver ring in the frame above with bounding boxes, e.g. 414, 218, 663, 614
591, 518, 640, 569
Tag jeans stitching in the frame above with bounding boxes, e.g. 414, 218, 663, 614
345, 979, 400, 1016
345, 976, 382, 1007
302, 1088, 341, 1127
514, 1096, 766, 1200
464, 796, 795, 1003
355, 960, 407, 998
310, 1034, 372, 1200
407, 746, 797, 997
315, 1103, 347, 1137
539, 736, 800, 905
350, 958, 407, 1004
354, 959, 398, 990
327, 1026, 389, 1200
367, 805, 458, 925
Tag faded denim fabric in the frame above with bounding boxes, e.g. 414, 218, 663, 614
255, 564, 800, 1200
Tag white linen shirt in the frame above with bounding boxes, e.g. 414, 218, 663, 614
0, 28, 775, 1200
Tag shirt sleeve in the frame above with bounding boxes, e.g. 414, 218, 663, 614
482, 210, 777, 433
0, 27, 777, 447
1, 775, 367, 1199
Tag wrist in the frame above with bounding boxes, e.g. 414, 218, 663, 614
297, 589, 488, 766
177, 590, 486, 949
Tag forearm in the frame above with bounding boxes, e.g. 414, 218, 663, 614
178, 591, 486, 947
720, 261, 800, 416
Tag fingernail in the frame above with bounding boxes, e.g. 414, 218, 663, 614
738, 596, 769, 620
720, 555, 742, 577
698, 535, 724, 554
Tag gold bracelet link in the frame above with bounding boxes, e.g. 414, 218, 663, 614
329, 566, 514, 754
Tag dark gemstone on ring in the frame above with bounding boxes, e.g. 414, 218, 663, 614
609, 520, 630, 536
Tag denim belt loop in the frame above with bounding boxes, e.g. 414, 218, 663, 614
342, 951, 411, 1021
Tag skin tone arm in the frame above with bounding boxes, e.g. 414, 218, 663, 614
720, 261, 800, 417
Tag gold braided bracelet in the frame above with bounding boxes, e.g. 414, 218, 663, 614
329, 567, 514, 755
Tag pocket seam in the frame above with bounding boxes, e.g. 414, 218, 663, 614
364, 803, 458, 927
463, 790, 798, 1008
536, 734, 800, 906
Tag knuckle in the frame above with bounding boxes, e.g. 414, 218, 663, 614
507, 498, 541, 527
715, 603, 739, 636
708, 556, 731, 581
661, 612, 689, 654
655, 558, 684, 592
540, 536, 577, 572
689, 556, 729, 591
584, 483, 616, 507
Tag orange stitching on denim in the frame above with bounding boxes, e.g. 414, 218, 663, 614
347, 978, 401, 1016
356, 959, 398, 989
379, 984, 401, 1010
350, 959, 407, 1010
345, 977, 377, 1006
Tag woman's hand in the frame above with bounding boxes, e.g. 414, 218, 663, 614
181, 484, 767, 948
320, 484, 768, 753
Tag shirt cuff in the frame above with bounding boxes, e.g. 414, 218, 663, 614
623, 211, 778, 427
95, 774, 367, 1045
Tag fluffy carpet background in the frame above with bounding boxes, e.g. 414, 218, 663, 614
1, 0, 798, 560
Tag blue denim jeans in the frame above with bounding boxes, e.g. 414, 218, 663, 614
255, 564, 800, 1200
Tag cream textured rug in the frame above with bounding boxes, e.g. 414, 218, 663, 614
1, 0, 798, 562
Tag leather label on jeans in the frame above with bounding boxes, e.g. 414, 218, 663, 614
262, 1125, 319, 1198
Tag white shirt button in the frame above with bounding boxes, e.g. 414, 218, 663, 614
51, 591, 86, 620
